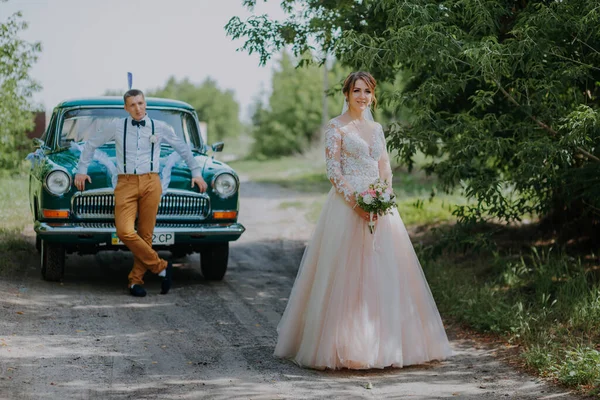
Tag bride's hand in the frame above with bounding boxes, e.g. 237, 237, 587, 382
353, 205, 377, 221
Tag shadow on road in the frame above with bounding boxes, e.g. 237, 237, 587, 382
0, 232, 581, 399
0, 235, 307, 292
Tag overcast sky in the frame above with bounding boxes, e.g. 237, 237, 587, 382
1, 0, 286, 121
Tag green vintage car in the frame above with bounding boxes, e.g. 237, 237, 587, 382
28, 97, 245, 282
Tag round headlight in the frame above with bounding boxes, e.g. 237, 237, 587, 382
213, 173, 238, 198
45, 170, 71, 196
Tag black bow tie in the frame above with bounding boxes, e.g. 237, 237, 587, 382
132, 119, 146, 127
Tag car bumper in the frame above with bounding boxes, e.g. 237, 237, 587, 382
35, 221, 245, 244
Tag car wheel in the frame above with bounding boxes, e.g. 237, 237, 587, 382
200, 243, 229, 281
41, 240, 65, 281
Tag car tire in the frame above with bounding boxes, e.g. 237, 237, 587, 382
200, 243, 229, 281
41, 240, 65, 282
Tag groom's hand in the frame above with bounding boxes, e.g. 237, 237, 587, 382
74, 173, 91, 191
191, 176, 208, 193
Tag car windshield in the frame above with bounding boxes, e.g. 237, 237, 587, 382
58, 108, 202, 149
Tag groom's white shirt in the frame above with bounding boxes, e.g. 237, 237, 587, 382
76, 114, 201, 177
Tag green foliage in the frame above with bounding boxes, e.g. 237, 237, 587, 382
250, 52, 347, 157
551, 347, 600, 388
0, 9, 42, 170
227, 0, 600, 227
226, 0, 377, 66
421, 244, 600, 392
148, 77, 241, 141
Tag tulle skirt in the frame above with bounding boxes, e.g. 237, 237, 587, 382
274, 188, 453, 369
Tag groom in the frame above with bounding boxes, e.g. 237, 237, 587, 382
74, 89, 208, 297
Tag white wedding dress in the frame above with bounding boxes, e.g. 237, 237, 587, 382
273, 117, 453, 369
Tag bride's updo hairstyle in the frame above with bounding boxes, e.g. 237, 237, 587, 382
342, 71, 377, 110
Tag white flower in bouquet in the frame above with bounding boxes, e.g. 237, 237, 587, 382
354, 180, 397, 235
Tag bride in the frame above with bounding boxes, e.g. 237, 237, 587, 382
274, 71, 453, 369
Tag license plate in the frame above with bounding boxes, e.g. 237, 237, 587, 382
111, 232, 175, 246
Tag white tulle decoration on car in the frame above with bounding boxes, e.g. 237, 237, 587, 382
159, 151, 182, 192
25, 149, 45, 168
70, 142, 118, 188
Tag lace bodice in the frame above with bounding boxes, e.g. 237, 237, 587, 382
325, 118, 393, 205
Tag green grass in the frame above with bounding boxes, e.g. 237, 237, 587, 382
214, 133, 254, 161
0, 174, 31, 231
421, 245, 600, 394
278, 200, 308, 210
0, 173, 34, 269
229, 148, 326, 183
397, 196, 462, 227
265, 172, 332, 194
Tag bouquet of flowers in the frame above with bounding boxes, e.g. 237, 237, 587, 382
354, 178, 397, 234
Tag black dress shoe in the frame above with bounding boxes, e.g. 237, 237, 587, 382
160, 262, 173, 295
130, 285, 147, 297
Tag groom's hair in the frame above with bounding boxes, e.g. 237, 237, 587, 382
342, 72, 377, 109
123, 89, 145, 103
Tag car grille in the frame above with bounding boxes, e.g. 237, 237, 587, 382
72, 190, 210, 220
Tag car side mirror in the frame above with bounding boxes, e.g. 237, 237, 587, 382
33, 138, 45, 149
211, 142, 224, 152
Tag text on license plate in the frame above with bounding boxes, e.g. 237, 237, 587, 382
111, 232, 175, 246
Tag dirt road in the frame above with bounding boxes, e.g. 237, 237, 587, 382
0, 180, 580, 399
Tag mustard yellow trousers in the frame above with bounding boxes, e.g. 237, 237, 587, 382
114, 173, 168, 286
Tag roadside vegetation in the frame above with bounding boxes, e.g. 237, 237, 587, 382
0, 172, 34, 269
424, 242, 600, 395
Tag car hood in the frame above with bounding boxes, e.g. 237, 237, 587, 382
49, 144, 210, 191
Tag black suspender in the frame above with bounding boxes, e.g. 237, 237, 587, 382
123, 118, 128, 174
150, 119, 155, 172
122, 117, 155, 174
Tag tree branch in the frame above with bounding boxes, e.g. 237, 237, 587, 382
550, 50, 600, 72
494, 79, 600, 163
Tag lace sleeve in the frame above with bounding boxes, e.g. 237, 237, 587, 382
325, 121, 357, 207
377, 124, 393, 184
